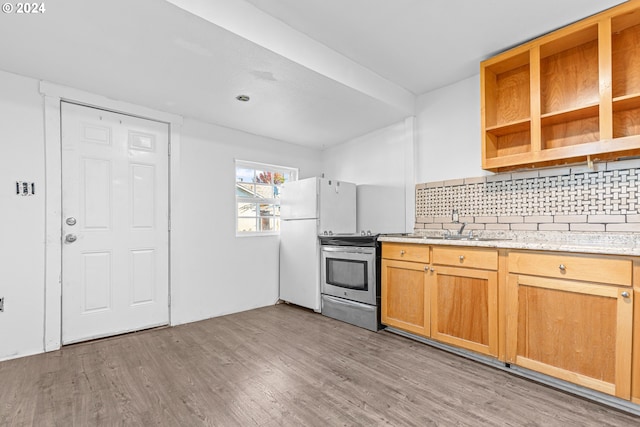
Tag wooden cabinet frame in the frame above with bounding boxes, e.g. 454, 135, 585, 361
506, 273, 633, 399
430, 265, 498, 356
632, 259, 640, 404
481, 0, 640, 171
381, 258, 430, 337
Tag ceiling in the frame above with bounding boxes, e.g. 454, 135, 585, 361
0, 0, 627, 148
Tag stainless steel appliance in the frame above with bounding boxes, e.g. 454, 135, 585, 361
319, 232, 382, 331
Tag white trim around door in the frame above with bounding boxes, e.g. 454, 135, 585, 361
40, 81, 183, 352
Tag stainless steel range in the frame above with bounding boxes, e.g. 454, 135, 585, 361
319, 232, 382, 331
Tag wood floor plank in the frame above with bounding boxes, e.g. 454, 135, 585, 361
1, 304, 639, 426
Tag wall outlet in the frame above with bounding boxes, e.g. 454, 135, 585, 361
0, 297, 3, 312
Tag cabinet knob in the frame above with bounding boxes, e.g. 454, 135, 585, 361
558, 264, 566, 271
622, 291, 630, 298
430, 267, 435, 272
459, 255, 465, 262
400, 250, 405, 255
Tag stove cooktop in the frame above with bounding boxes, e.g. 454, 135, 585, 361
318, 231, 382, 247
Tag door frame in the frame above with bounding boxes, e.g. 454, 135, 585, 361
41, 81, 183, 352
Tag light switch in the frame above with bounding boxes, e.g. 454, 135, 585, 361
16, 181, 35, 196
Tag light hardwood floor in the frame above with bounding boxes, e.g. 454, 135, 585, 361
1, 304, 639, 426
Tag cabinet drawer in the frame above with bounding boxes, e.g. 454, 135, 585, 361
382, 242, 429, 263
508, 251, 632, 286
432, 246, 498, 270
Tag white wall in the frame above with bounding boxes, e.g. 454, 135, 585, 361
173, 119, 322, 325
415, 75, 490, 183
0, 64, 488, 361
321, 75, 490, 237
0, 71, 46, 360
322, 118, 414, 233
0, 68, 323, 360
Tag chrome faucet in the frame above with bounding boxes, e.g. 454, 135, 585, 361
457, 222, 467, 235
452, 209, 465, 234
450, 209, 468, 237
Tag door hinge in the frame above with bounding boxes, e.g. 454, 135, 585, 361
168, 141, 171, 156
168, 217, 171, 232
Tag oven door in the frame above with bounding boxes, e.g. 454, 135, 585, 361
321, 246, 376, 306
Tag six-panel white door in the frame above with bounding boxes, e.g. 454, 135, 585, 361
61, 102, 169, 344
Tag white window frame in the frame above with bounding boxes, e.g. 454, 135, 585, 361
235, 160, 298, 237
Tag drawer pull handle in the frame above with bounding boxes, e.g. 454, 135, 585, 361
459, 255, 465, 262
558, 264, 566, 271
622, 291, 630, 298
400, 250, 405, 255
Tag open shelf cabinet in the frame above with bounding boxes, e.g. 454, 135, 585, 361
482, 0, 640, 172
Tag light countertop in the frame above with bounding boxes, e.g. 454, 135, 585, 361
378, 231, 640, 256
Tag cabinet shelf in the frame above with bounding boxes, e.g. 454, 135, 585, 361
540, 103, 599, 127
612, 11, 640, 99
613, 94, 640, 138
486, 118, 531, 136
613, 93, 640, 112
540, 26, 599, 116
541, 104, 600, 150
483, 51, 530, 128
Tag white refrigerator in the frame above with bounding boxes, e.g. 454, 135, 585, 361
279, 177, 356, 312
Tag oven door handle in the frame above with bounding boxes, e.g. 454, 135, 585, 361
321, 247, 374, 255
323, 294, 374, 310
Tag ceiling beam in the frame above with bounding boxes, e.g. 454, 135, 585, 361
165, 0, 416, 116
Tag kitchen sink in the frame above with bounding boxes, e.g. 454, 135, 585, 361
460, 237, 510, 241
382, 233, 431, 239
443, 235, 511, 242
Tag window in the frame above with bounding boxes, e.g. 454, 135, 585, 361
235, 160, 298, 235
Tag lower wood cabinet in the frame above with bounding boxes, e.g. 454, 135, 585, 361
634, 288, 640, 405
430, 265, 498, 357
381, 243, 499, 357
507, 251, 633, 399
430, 247, 499, 357
381, 258, 430, 336
381, 242, 640, 403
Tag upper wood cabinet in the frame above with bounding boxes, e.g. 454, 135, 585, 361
481, 1, 640, 172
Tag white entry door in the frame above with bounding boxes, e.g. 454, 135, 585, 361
61, 102, 169, 344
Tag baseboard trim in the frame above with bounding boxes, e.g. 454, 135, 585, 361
384, 326, 640, 417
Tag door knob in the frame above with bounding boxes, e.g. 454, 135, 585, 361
65, 234, 77, 243
66, 217, 77, 226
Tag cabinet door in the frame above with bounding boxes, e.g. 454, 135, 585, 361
633, 288, 640, 405
430, 266, 498, 357
381, 259, 429, 337
506, 274, 633, 399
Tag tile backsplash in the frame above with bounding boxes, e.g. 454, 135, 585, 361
415, 159, 640, 234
